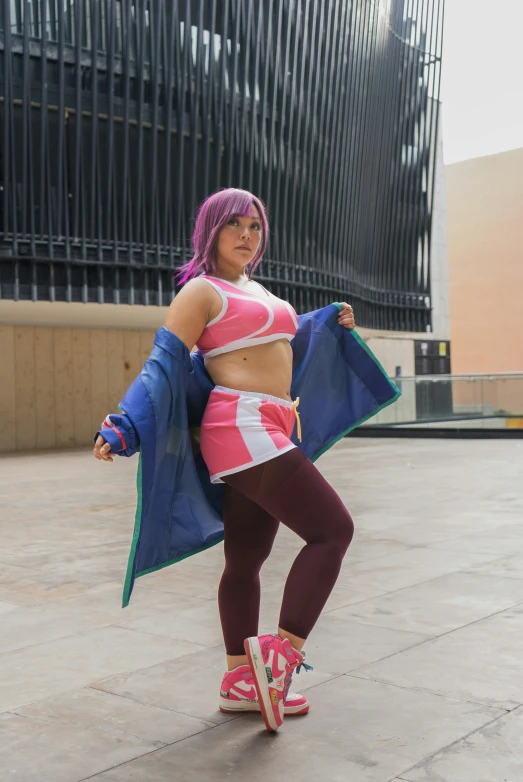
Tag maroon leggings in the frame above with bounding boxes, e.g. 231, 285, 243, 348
219, 447, 354, 655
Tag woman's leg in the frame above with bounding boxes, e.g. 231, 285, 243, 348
223, 447, 354, 644
219, 483, 279, 668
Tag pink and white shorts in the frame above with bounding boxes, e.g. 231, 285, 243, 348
200, 386, 301, 484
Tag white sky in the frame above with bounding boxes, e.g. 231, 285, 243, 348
441, 0, 523, 164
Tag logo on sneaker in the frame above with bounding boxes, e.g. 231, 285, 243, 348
220, 690, 229, 698
265, 666, 273, 683
271, 691, 278, 705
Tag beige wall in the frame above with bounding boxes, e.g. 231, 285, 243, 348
446, 147, 523, 373
0, 301, 164, 452
0, 300, 447, 452
0, 324, 155, 453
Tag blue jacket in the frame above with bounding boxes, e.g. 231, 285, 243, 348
97, 304, 400, 606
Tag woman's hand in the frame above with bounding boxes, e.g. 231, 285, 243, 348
93, 435, 114, 462
337, 302, 356, 329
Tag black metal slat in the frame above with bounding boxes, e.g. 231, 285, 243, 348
24, 1, 35, 298
280, 0, 303, 273
412, 0, 435, 331
237, 0, 253, 188
340, 1, 364, 310
323, 0, 350, 281
5, 0, 18, 266
289, 0, 311, 272
2, 0, 11, 261
255, 0, 272, 199
294, 0, 319, 282
384, 7, 410, 328
425, 0, 444, 330
370, 2, 397, 315
161, 0, 178, 274
399, 3, 421, 329
0, 0, 444, 327
190, 0, 204, 215
174, 1, 191, 260
89, 0, 99, 245
323, 0, 346, 282
361, 0, 384, 319
57, 0, 71, 300
135, 0, 147, 266
401, 0, 423, 319
332, 0, 356, 290
356, 0, 380, 303
310, 0, 335, 281
106, 0, 116, 250
215, 0, 230, 193
226, 0, 242, 187
385, 4, 416, 327
73, 0, 83, 248
268, 1, 290, 268
412, 0, 436, 331
149, 0, 162, 290
247, 0, 263, 194
421, 0, 438, 310
121, 0, 132, 272
21, 0, 29, 240
202, 0, 217, 199
345, 1, 371, 293
301, 0, 325, 273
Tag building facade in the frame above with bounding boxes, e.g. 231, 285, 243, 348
0, 0, 447, 450
446, 147, 523, 375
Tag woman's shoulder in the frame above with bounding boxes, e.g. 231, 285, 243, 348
168, 276, 223, 319
176, 276, 217, 298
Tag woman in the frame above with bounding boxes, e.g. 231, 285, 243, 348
94, 188, 357, 733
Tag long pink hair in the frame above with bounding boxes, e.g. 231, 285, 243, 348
176, 188, 269, 284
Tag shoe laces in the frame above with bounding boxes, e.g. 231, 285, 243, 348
284, 651, 313, 699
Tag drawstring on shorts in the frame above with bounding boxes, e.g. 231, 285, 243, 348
292, 397, 302, 442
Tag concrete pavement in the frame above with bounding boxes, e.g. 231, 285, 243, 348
1, 437, 522, 781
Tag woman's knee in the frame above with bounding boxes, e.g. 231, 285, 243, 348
332, 516, 354, 558
223, 539, 274, 575
341, 509, 355, 550
316, 508, 354, 555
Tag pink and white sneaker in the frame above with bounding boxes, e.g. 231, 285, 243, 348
219, 664, 309, 717
244, 633, 304, 732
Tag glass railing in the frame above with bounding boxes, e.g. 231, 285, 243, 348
364, 373, 523, 429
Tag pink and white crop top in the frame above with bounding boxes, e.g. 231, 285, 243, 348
196, 275, 298, 360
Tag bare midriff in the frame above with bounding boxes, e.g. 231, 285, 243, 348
204, 339, 293, 401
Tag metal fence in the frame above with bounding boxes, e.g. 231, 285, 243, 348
365, 373, 523, 428
0, 0, 444, 328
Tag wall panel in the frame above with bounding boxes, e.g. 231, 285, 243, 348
53, 329, 75, 448
72, 329, 93, 447
35, 327, 56, 449
0, 326, 16, 451
14, 327, 37, 451
0, 0, 444, 332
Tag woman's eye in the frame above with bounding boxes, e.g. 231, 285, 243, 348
252, 223, 261, 231
228, 219, 239, 226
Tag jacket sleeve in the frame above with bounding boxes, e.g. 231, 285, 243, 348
93, 327, 193, 459
94, 411, 140, 457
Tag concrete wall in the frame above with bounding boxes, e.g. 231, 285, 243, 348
446, 147, 523, 373
0, 300, 451, 452
0, 320, 155, 453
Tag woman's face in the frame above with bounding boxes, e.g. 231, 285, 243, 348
216, 205, 262, 273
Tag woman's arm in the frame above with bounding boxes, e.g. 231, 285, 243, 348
94, 278, 219, 461
164, 278, 219, 350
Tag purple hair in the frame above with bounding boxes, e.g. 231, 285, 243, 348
176, 188, 269, 284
